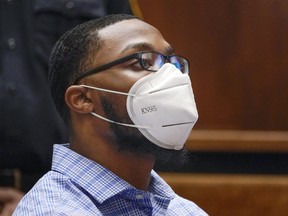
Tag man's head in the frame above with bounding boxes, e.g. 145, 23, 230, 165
49, 14, 138, 126
48, 14, 195, 162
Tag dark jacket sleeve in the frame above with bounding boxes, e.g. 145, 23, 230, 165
0, 0, 132, 191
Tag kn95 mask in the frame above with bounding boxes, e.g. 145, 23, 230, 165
79, 63, 198, 150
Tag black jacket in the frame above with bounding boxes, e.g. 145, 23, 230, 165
0, 0, 132, 189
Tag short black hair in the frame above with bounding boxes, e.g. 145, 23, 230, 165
48, 14, 138, 126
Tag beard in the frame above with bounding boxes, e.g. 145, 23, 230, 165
99, 93, 189, 166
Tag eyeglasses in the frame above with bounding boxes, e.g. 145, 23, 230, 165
73, 51, 190, 84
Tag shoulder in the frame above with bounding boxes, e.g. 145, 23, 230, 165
13, 171, 66, 215
168, 194, 209, 216
13, 171, 100, 215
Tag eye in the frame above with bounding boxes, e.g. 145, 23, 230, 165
129, 60, 144, 71
141, 58, 154, 69
142, 59, 152, 67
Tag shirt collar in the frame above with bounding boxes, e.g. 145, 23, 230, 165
52, 144, 175, 203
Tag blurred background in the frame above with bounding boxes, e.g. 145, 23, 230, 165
139, 0, 288, 131
136, 0, 288, 215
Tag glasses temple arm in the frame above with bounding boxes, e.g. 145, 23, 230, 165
73, 53, 139, 84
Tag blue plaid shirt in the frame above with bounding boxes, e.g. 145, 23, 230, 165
13, 144, 208, 216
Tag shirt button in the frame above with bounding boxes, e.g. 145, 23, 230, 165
65, 1, 74, 9
5, 0, 14, 5
6, 82, 18, 95
7, 38, 16, 50
135, 194, 144, 199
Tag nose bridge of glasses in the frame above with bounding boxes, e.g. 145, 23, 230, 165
163, 54, 170, 63
164, 55, 178, 69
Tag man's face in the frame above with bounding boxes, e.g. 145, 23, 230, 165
81, 19, 188, 162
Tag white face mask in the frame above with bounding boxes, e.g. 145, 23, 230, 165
80, 63, 198, 150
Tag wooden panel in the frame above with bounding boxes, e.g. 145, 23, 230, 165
186, 130, 288, 152
138, 0, 288, 131
160, 173, 288, 216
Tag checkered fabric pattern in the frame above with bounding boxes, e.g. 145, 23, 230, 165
13, 144, 208, 216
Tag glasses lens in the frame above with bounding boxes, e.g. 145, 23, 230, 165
169, 56, 189, 74
141, 52, 189, 74
141, 52, 164, 71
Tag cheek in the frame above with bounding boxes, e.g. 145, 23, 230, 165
102, 92, 132, 124
97, 69, 150, 93
90, 69, 150, 119
114, 70, 151, 93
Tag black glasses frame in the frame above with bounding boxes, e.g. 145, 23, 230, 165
73, 51, 189, 84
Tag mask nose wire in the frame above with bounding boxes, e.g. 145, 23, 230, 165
78, 84, 150, 129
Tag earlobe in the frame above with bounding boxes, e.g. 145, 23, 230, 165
65, 86, 93, 114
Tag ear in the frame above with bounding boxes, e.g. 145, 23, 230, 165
65, 86, 94, 114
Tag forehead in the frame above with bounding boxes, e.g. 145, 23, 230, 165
97, 19, 172, 60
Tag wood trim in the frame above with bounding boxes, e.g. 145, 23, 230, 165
160, 172, 288, 186
160, 173, 288, 216
186, 130, 288, 152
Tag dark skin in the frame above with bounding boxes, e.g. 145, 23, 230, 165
0, 187, 24, 216
65, 19, 174, 191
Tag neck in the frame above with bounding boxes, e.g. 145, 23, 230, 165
71, 137, 155, 191
111, 151, 155, 191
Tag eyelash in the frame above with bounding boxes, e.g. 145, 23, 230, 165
128, 59, 143, 71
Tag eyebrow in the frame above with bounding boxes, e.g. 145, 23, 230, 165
122, 42, 174, 55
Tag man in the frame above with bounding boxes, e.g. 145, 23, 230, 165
13, 14, 207, 215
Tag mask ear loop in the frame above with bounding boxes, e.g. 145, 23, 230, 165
79, 84, 136, 97
78, 85, 150, 129
90, 112, 150, 129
